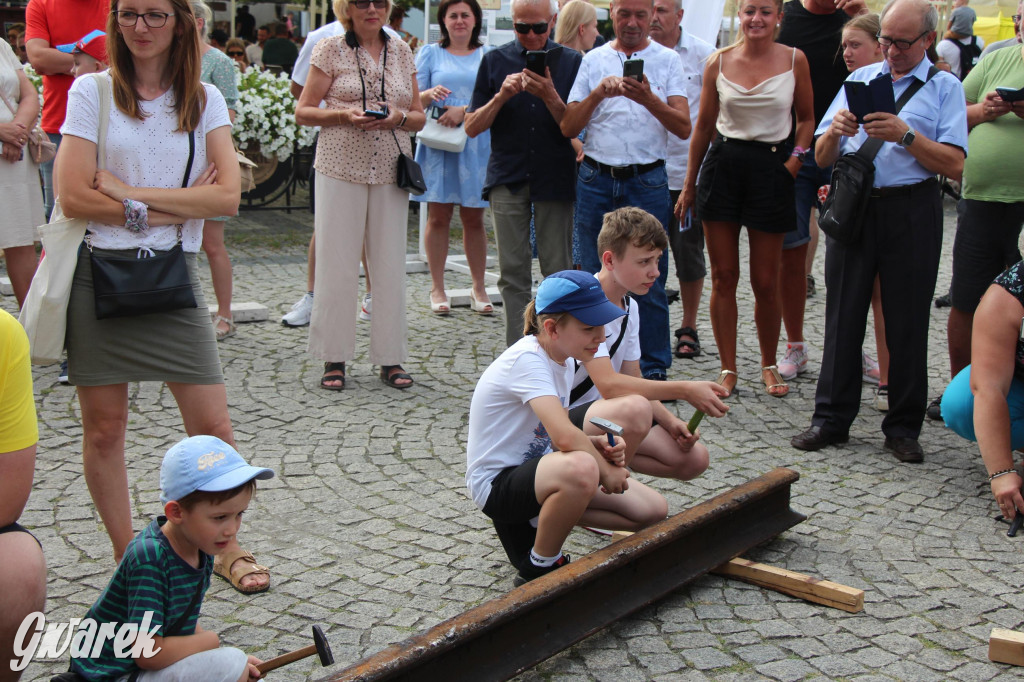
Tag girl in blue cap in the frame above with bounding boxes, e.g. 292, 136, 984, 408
467, 270, 671, 585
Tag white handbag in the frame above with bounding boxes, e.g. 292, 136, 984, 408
417, 117, 468, 153
19, 74, 110, 365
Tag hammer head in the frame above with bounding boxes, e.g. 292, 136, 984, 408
589, 417, 624, 437
313, 625, 334, 666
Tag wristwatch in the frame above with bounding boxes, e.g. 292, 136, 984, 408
898, 127, 916, 148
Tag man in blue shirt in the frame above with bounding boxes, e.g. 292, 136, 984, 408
791, 0, 968, 463
466, 0, 582, 347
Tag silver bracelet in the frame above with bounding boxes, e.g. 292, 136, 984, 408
989, 469, 1018, 481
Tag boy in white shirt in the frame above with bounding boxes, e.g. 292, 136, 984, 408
569, 207, 729, 480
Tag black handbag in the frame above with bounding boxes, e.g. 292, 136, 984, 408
395, 131, 427, 196
90, 132, 198, 319
818, 67, 938, 246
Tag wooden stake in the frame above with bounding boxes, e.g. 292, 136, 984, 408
711, 558, 863, 613
990, 628, 1024, 666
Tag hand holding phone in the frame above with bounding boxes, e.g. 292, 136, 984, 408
996, 86, 1024, 102
364, 103, 390, 119
526, 50, 547, 76
622, 58, 644, 83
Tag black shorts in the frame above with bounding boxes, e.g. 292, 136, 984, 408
0, 522, 41, 548
697, 135, 796, 234
668, 189, 707, 282
950, 198, 1024, 313
482, 458, 544, 567
568, 401, 596, 430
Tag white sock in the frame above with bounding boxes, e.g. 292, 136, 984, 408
787, 341, 805, 350
529, 548, 562, 568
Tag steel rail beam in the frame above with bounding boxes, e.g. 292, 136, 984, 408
319, 467, 806, 682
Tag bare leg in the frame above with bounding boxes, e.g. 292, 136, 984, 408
872, 276, 890, 384
306, 234, 316, 292
460, 206, 491, 304
779, 244, 808, 343
362, 244, 371, 295
532, 451, 600, 557
3, 245, 38, 309
630, 426, 710, 481
703, 221, 742, 393
78, 384, 134, 561
579, 478, 668, 530
947, 305, 973, 380
747, 229, 786, 370
805, 208, 819, 276
0, 531, 46, 682
581, 395, 653, 462
676, 277, 703, 352
201, 220, 234, 336
425, 202, 455, 306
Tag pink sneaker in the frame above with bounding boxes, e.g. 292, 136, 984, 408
862, 352, 880, 384
778, 343, 808, 381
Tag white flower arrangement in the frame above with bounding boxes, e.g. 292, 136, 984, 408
233, 66, 315, 161
23, 64, 43, 107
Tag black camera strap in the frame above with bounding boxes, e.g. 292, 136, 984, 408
352, 32, 388, 112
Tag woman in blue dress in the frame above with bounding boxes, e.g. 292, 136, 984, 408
415, 0, 492, 315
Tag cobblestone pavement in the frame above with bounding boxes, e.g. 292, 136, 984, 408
9, 191, 1024, 682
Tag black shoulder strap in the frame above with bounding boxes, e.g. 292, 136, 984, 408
181, 131, 195, 189
570, 296, 630, 405
856, 65, 939, 162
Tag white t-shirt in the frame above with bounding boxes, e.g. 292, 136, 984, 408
667, 30, 715, 190
60, 73, 231, 252
569, 292, 640, 407
937, 35, 985, 80
466, 335, 575, 509
568, 39, 688, 166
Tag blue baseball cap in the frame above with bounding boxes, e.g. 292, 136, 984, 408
160, 435, 274, 505
535, 270, 624, 327
57, 30, 106, 62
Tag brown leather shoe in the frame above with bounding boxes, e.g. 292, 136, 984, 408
884, 437, 924, 463
791, 426, 849, 451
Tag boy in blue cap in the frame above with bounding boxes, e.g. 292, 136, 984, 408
70, 436, 273, 681
467, 270, 672, 585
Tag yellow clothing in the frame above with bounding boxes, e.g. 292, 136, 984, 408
0, 309, 37, 453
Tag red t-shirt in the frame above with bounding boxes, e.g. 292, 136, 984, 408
25, 0, 108, 132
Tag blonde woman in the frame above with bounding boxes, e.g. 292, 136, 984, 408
555, 0, 599, 54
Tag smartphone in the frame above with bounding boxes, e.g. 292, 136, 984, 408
430, 106, 447, 120
622, 58, 644, 82
526, 50, 546, 76
364, 104, 390, 119
997, 86, 1024, 102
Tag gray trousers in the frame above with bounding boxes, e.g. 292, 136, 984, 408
119, 647, 248, 682
488, 185, 573, 347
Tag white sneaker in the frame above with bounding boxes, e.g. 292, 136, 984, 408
778, 343, 809, 381
281, 292, 313, 327
359, 292, 372, 321
874, 385, 889, 412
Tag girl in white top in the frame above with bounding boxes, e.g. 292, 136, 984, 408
467, 270, 669, 585
676, 0, 813, 400
56, 0, 268, 594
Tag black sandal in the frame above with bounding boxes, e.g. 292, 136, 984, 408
380, 364, 413, 389
674, 326, 701, 359
321, 362, 346, 391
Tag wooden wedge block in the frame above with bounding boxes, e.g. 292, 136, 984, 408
611, 530, 635, 542
712, 558, 864, 613
990, 628, 1024, 666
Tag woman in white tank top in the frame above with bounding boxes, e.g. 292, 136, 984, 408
675, 0, 813, 399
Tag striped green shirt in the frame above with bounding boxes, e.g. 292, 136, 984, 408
71, 517, 212, 681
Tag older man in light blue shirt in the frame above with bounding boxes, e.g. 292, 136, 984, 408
791, 0, 968, 463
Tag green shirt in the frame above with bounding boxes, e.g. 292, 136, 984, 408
70, 518, 211, 681
962, 45, 1024, 202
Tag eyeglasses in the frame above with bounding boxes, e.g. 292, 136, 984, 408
875, 29, 929, 50
112, 10, 172, 28
227, 50, 244, 56
1014, 14, 1022, 22
514, 21, 549, 34
351, 0, 387, 9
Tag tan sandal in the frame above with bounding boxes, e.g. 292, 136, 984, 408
213, 547, 270, 594
215, 315, 236, 341
715, 369, 738, 398
762, 365, 789, 398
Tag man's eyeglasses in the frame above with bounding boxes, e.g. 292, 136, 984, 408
112, 10, 172, 28
352, 0, 387, 9
514, 22, 549, 34
876, 29, 929, 50
227, 50, 244, 56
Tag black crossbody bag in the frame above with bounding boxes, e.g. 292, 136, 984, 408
818, 67, 938, 246
89, 131, 198, 319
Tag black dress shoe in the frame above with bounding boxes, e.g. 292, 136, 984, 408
884, 437, 924, 463
791, 426, 849, 451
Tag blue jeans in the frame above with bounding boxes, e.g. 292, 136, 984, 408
574, 160, 672, 377
783, 152, 831, 250
41, 132, 62, 221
